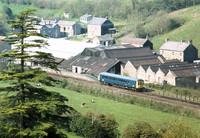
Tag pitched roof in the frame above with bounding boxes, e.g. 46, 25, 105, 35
128, 55, 162, 69
95, 35, 113, 41
121, 37, 148, 45
80, 14, 92, 19
160, 41, 190, 51
60, 55, 120, 76
102, 47, 153, 60
39, 20, 56, 25
89, 17, 107, 25
57, 20, 76, 26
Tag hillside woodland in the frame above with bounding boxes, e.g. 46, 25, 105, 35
0, 0, 199, 35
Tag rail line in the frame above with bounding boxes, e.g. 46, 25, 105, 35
49, 73, 200, 111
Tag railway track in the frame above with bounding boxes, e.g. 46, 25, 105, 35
49, 73, 200, 112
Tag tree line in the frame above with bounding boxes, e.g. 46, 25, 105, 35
0, 0, 199, 19
0, 9, 199, 137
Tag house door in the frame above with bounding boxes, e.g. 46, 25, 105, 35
148, 75, 150, 82
75, 67, 78, 73
158, 77, 161, 84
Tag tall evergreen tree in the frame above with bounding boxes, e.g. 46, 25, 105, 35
0, 9, 75, 137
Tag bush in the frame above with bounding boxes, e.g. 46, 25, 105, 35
122, 121, 160, 138
161, 118, 199, 138
61, 79, 68, 88
69, 115, 108, 138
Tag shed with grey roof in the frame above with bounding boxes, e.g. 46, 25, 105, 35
93, 35, 114, 46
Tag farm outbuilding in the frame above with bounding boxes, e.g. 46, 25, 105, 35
121, 36, 153, 50
59, 55, 121, 76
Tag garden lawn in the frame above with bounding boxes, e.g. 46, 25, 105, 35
50, 86, 200, 133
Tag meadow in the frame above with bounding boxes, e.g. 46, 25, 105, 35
152, 5, 200, 56
0, 81, 200, 137
48, 86, 200, 134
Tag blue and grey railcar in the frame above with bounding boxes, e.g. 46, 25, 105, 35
98, 72, 144, 91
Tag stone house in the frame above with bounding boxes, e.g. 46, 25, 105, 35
121, 36, 153, 50
57, 20, 82, 37
160, 38, 198, 63
87, 16, 114, 38
80, 14, 93, 24
38, 19, 61, 38
93, 35, 114, 46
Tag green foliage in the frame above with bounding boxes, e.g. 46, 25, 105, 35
0, 9, 75, 137
122, 121, 159, 138
83, 111, 120, 138
70, 115, 108, 138
66, 82, 200, 119
161, 118, 199, 138
2, 5, 14, 20
61, 79, 68, 88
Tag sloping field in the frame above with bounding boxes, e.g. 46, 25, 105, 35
152, 5, 200, 57
49, 86, 200, 133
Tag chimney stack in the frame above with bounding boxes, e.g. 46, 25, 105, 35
146, 35, 149, 40
188, 40, 192, 45
181, 39, 185, 43
165, 38, 169, 43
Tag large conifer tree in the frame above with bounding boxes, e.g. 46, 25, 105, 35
0, 9, 74, 137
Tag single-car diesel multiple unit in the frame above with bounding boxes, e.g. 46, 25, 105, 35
98, 72, 144, 91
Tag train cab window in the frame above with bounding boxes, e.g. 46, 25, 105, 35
138, 80, 144, 85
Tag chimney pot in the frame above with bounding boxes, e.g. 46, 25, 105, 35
188, 40, 192, 45
165, 38, 169, 43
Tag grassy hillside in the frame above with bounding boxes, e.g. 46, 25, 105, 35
152, 5, 200, 57
0, 1, 65, 19
48, 86, 200, 134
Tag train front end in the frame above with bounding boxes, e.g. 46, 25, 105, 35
136, 79, 145, 91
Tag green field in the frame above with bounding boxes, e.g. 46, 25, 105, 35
48, 86, 200, 134
0, 81, 200, 136
152, 5, 200, 56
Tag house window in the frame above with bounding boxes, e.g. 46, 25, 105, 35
162, 50, 164, 54
64, 27, 66, 31
180, 53, 182, 56
172, 52, 174, 55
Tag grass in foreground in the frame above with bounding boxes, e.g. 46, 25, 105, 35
49, 86, 200, 134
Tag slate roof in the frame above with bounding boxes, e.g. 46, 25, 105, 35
39, 20, 56, 25
121, 37, 148, 46
57, 20, 76, 26
95, 35, 113, 41
89, 17, 107, 25
160, 41, 190, 51
101, 47, 153, 60
170, 69, 196, 77
60, 55, 120, 76
128, 55, 163, 69
80, 14, 92, 19
148, 61, 200, 76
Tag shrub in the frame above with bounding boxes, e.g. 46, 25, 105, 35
122, 121, 160, 138
161, 118, 199, 138
61, 79, 68, 88
69, 115, 108, 138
